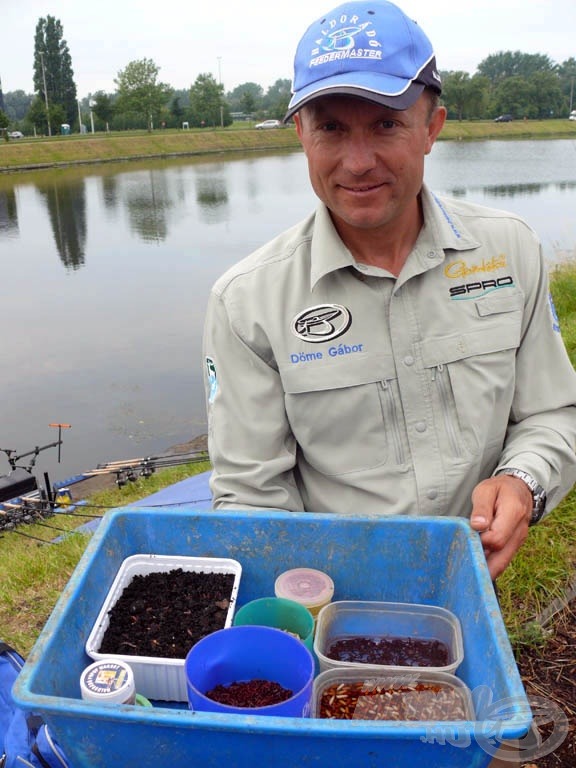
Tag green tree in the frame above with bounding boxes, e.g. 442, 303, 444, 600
114, 58, 172, 131
263, 78, 292, 119
33, 16, 77, 129
441, 72, 490, 120
4, 90, 34, 121
528, 71, 565, 119
490, 76, 533, 119
189, 73, 230, 127
558, 58, 576, 114
478, 51, 556, 85
226, 82, 264, 116
170, 97, 185, 127
25, 95, 65, 135
0, 109, 9, 140
91, 91, 115, 131
441, 71, 472, 121
240, 91, 257, 115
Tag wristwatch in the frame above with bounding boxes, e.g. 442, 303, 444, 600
497, 468, 547, 525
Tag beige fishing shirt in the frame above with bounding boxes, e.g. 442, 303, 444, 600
203, 185, 576, 517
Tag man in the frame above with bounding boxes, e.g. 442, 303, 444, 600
202, 0, 576, 581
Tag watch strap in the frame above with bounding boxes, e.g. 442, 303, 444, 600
497, 468, 546, 525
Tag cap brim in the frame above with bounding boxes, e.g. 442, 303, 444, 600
284, 80, 425, 122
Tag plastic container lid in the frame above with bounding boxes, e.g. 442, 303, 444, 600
80, 659, 136, 705
274, 568, 334, 612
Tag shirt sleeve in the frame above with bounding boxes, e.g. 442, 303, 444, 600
202, 289, 304, 511
494, 235, 576, 514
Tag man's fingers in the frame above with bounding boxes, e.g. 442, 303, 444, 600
470, 480, 498, 532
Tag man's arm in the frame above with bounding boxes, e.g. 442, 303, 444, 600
470, 243, 576, 578
202, 290, 304, 511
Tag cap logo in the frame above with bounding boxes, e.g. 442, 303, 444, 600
311, 13, 382, 67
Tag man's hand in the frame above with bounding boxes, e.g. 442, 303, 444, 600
469, 475, 534, 580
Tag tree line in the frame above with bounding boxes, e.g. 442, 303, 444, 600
1, 15, 575, 137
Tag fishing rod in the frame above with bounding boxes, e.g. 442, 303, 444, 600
87, 449, 209, 487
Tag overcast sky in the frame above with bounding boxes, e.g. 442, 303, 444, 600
2, 0, 575, 99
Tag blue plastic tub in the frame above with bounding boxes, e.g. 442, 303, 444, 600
185, 625, 314, 716
13, 509, 531, 768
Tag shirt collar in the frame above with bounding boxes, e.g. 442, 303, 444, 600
310, 204, 355, 289
309, 185, 481, 289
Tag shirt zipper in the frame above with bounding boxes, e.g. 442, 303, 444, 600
379, 379, 405, 465
432, 364, 463, 458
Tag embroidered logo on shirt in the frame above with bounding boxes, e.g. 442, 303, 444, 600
549, 293, 561, 333
291, 304, 352, 343
205, 356, 218, 403
448, 276, 515, 299
444, 256, 507, 279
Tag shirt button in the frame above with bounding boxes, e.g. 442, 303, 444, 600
357, 263, 369, 271
427, 251, 436, 259
403, 355, 415, 366
427, 489, 438, 500
415, 421, 427, 433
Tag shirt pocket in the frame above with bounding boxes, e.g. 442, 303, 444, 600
421, 291, 524, 458
280, 354, 405, 475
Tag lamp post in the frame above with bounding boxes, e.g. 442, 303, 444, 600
39, 51, 52, 136
217, 57, 224, 128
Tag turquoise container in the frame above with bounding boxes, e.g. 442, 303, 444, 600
233, 597, 315, 653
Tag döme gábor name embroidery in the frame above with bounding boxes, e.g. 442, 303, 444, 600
290, 343, 364, 364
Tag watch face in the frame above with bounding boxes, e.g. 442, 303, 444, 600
530, 492, 546, 525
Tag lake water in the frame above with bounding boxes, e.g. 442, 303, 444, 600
1, 139, 575, 484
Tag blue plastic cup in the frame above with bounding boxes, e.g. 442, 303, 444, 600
185, 625, 314, 717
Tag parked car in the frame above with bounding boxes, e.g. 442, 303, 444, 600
9, 131, 24, 139
493, 114, 513, 123
569, 111, 576, 121
255, 119, 283, 130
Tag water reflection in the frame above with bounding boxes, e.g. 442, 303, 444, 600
101, 174, 120, 213
449, 180, 576, 199
0, 189, 18, 236
0, 142, 574, 480
194, 164, 229, 223
35, 181, 87, 269
124, 169, 175, 243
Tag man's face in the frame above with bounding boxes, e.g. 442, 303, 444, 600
294, 95, 445, 236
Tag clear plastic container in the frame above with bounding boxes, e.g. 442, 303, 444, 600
312, 667, 474, 721
274, 568, 334, 617
314, 601, 463, 674
85, 554, 242, 701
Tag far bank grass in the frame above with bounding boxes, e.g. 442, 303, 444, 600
1, 118, 575, 172
0, 270, 575, 656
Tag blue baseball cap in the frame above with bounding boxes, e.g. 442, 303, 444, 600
285, 0, 441, 121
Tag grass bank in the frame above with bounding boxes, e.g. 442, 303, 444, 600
0, 273, 575, 658
1, 118, 575, 173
